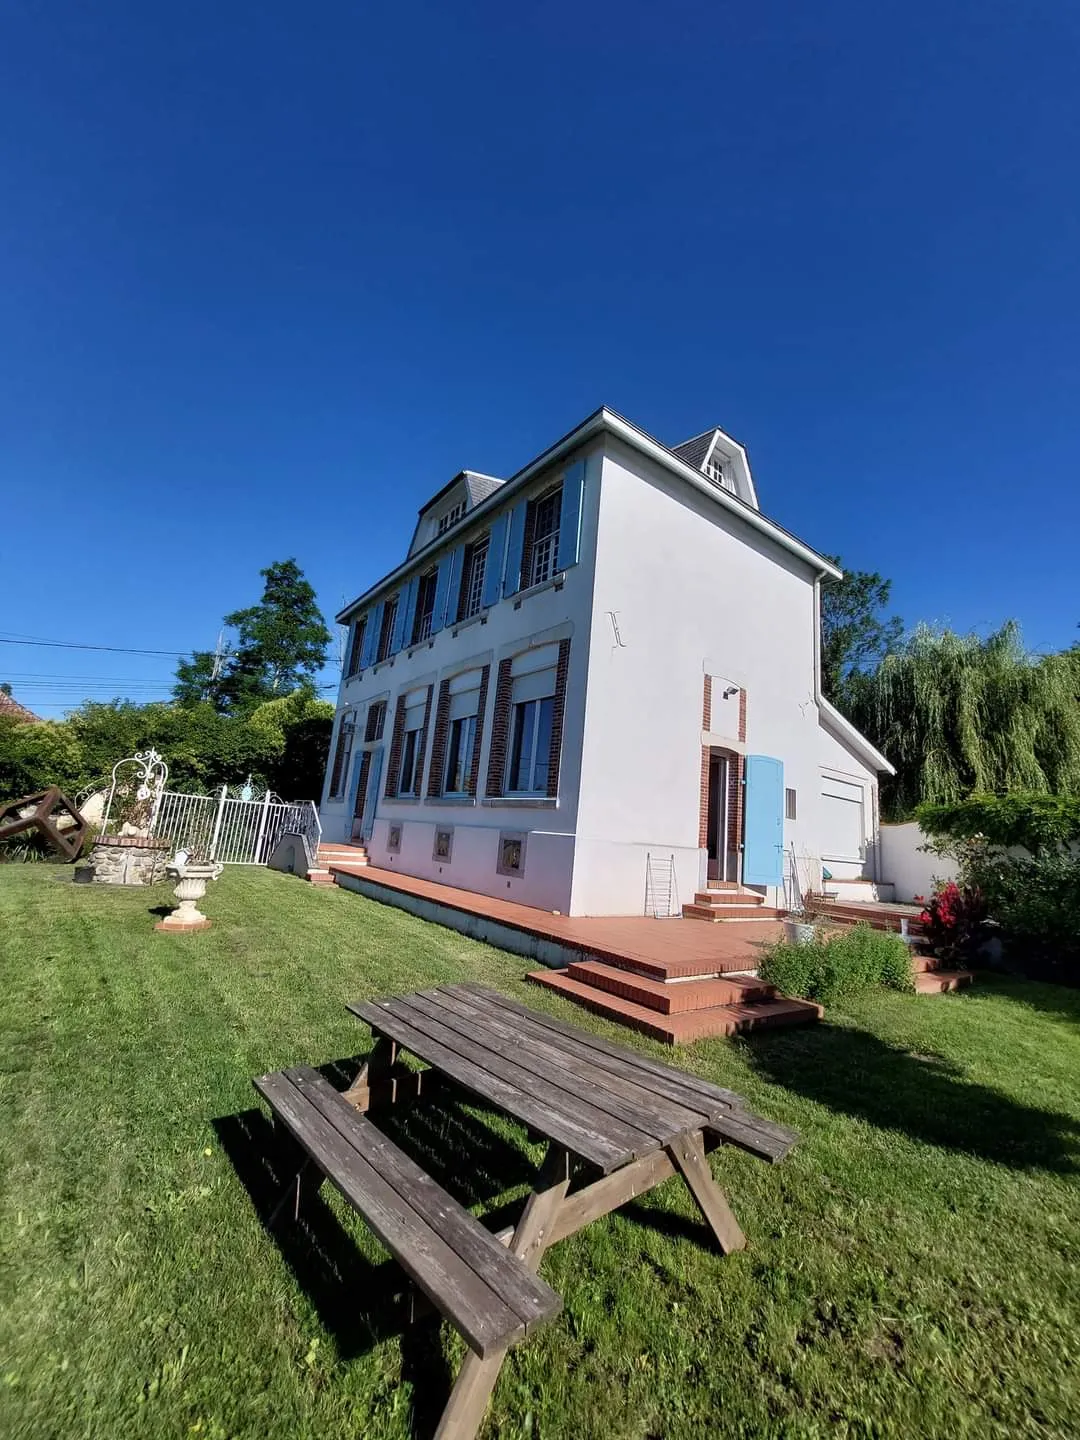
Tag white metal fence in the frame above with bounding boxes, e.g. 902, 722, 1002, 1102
150, 787, 319, 866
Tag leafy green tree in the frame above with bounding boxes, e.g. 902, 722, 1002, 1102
844, 622, 1080, 819
820, 557, 903, 702
173, 559, 330, 713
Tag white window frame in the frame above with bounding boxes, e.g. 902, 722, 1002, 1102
413, 570, 438, 644
437, 499, 466, 535
377, 595, 399, 662
507, 694, 555, 795
399, 725, 422, 795
444, 712, 478, 795
460, 536, 489, 620
528, 488, 561, 588
329, 712, 356, 799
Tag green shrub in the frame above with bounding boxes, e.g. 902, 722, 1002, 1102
916, 792, 1080, 856
964, 851, 1080, 986
759, 924, 915, 1005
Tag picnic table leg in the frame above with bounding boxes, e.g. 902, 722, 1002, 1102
434, 1143, 572, 1440
342, 1035, 396, 1108
666, 1130, 746, 1254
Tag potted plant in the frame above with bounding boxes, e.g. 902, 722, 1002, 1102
784, 891, 826, 946
155, 845, 224, 932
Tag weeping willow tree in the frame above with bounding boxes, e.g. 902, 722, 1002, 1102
842, 622, 1080, 819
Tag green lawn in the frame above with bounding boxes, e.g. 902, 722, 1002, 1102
1, 866, 1079, 1440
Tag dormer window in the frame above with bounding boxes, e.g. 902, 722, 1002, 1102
705, 457, 728, 488
437, 499, 466, 535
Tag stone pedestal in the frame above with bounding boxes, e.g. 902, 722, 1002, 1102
155, 864, 222, 932
90, 835, 170, 885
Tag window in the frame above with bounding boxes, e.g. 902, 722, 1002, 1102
444, 713, 478, 794
364, 700, 387, 743
527, 487, 561, 588
458, 535, 489, 621
328, 713, 356, 798
398, 725, 421, 795
345, 618, 366, 677
377, 595, 399, 662
507, 695, 555, 794
412, 569, 438, 644
437, 499, 465, 535
785, 787, 797, 821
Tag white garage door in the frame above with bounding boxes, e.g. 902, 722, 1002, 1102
820, 775, 865, 861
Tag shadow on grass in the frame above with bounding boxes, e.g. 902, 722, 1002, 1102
744, 1021, 1080, 1174
214, 1073, 541, 1436
971, 973, 1080, 1025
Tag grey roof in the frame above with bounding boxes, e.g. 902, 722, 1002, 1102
465, 473, 504, 506
671, 430, 717, 471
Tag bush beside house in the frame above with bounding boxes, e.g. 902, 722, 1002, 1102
759, 924, 914, 1006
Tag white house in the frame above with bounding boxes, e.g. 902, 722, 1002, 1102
320, 407, 894, 917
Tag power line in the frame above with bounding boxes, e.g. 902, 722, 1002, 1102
0, 636, 186, 657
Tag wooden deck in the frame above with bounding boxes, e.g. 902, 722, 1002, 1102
327, 860, 784, 975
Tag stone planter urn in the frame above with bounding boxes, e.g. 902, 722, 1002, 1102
155, 854, 224, 933
784, 918, 819, 946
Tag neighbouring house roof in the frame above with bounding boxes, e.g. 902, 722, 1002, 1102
338, 406, 841, 622
819, 696, 895, 776
0, 690, 42, 723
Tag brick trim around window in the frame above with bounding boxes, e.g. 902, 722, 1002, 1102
426, 680, 452, 798
484, 658, 514, 798
467, 663, 490, 797
702, 674, 712, 730
413, 684, 434, 797
545, 638, 572, 799
383, 694, 407, 799
738, 687, 747, 743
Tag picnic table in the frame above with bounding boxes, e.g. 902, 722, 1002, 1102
254, 982, 797, 1439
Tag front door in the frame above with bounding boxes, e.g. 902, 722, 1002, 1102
350, 751, 372, 840
743, 754, 785, 886
706, 754, 730, 882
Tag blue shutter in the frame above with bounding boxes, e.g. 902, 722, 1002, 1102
361, 746, 384, 840
398, 576, 419, 650
503, 501, 527, 596
389, 590, 409, 654
482, 514, 508, 609
429, 551, 456, 635
556, 459, 586, 572
361, 602, 383, 667
742, 755, 785, 886
446, 546, 464, 625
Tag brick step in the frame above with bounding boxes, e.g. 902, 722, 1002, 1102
682, 903, 781, 922
527, 969, 822, 1044
621, 951, 763, 981
565, 959, 774, 1014
693, 890, 765, 907
307, 869, 336, 888
915, 969, 976, 994
910, 952, 951, 973
318, 845, 369, 859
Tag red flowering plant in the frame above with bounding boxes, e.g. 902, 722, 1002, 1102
918, 880, 989, 966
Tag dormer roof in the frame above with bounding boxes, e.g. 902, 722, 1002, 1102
407, 470, 505, 557
672, 426, 759, 510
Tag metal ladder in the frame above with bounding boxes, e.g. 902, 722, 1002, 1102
645, 852, 680, 918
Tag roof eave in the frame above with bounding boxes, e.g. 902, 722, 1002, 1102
819, 695, 896, 776
336, 406, 841, 622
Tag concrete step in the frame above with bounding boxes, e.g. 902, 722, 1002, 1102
682, 903, 781, 922
564, 959, 774, 1014
915, 969, 976, 994
693, 890, 765, 907
526, 969, 822, 1044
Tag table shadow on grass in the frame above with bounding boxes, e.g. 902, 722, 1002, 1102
744, 1021, 1080, 1173
214, 1071, 542, 1436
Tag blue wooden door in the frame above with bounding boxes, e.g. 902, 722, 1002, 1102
743, 755, 784, 885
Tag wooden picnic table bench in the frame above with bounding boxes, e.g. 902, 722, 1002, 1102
254, 982, 798, 1440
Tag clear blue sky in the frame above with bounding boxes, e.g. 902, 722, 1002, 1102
2, 0, 1078, 715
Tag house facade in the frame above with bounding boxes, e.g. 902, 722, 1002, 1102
321, 407, 893, 916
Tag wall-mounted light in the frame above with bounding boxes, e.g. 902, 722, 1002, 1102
722, 685, 740, 700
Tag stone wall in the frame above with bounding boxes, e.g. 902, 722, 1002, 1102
90, 835, 171, 885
